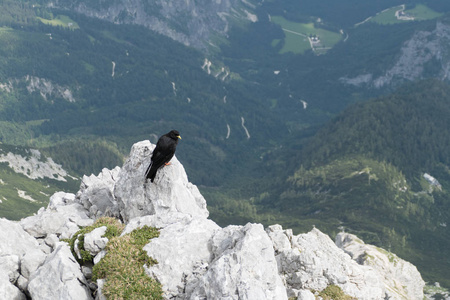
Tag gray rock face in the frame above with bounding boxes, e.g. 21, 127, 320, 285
0, 218, 46, 299
144, 217, 220, 298
28, 243, 92, 300
189, 223, 288, 300
267, 225, 385, 300
20, 194, 93, 240
77, 167, 121, 220
336, 232, 425, 300
0, 272, 26, 300
341, 21, 450, 88
0, 218, 41, 256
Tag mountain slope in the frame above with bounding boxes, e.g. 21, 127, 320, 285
271, 80, 450, 286
0, 7, 290, 187
52, 0, 261, 49
0, 143, 80, 220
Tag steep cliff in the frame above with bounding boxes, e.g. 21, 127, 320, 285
341, 21, 450, 88
0, 140, 425, 299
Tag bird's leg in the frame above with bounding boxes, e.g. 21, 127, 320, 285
164, 162, 171, 166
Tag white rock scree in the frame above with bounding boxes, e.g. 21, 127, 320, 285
0, 140, 425, 299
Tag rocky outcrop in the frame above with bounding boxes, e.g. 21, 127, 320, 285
267, 225, 384, 299
340, 21, 450, 88
115, 140, 208, 223
20, 192, 93, 240
28, 243, 92, 300
0, 140, 426, 299
336, 232, 425, 299
77, 167, 121, 220
0, 76, 76, 102
0, 149, 71, 182
188, 223, 287, 299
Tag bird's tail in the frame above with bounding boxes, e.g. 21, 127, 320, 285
145, 162, 156, 182
144, 162, 152, 178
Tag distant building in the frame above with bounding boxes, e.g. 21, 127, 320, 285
423, 173, 442, 190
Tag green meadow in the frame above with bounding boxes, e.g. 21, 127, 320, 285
37, 15, 80, 29
369, 4, 443, 25
270, 16, 342, 54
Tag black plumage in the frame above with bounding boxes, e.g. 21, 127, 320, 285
145, 130, 181, 182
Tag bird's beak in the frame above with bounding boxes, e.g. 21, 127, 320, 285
178, 136, 182, 140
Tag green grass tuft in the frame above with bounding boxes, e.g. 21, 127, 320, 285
92, 225, 162, 299
319, 285, 356, 300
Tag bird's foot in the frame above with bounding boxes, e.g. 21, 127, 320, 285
164, 162, 171, 166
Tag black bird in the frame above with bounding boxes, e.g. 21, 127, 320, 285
145, 130, 181, 182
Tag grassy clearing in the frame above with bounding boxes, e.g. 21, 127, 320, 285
279, 29, 311, 54
370, 4, 443, 25
37, 15, 80, 29
406, 4, 443, 21
270, 16, 342, 54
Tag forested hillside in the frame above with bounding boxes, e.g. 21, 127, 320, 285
208, 81, 450, 287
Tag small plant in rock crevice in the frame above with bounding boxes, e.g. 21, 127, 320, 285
317, 285, 356, 300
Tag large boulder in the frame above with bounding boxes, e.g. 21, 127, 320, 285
266, 225, 385, 300
0, 272, 26, 300
0, 218, 41, 257
189, 223, 288, 300
143, 217, 220, 298
115, 140, 208, 223
0, 218, 47, 299
76, 167, 121, 219
20, 192, 93, 240
28, 243, 92, 300
336, 232, 425, 300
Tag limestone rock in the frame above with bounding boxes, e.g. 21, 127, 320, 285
20, 250, 47, 279
115, 140, 208, 223
0, 272, 26, 300
297, 290, 315, 300
0, 255, 20, 284
0, 218, 41, 256
122, 211, 194, 235
0, 218, 44, 298
189, 223, 288, 300
143, 217, 220, 298
83, 226, 108, 256
28, 242, 92, 300
20, 191, 93, 240
267, 225, 385, 300
336, 232, 425, 300
48, 192, 76, 209
76, 167, 121, 219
